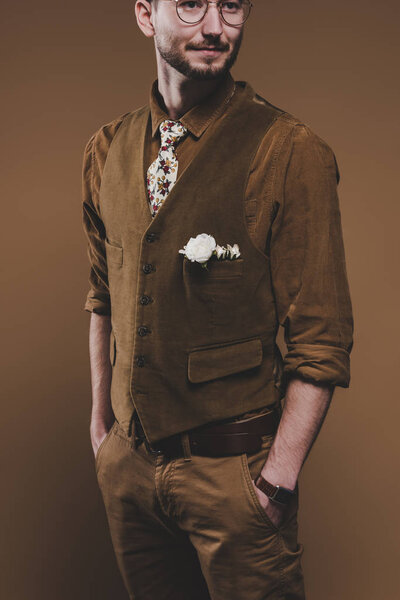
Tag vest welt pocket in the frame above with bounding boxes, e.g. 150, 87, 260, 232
105, 239, 123, 267
183, 256, 243, 281
187, 337, 263, 383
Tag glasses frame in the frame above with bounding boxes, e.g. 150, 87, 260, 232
171, 0, 253, 27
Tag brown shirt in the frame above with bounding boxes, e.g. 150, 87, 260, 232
82, 72, 354, 421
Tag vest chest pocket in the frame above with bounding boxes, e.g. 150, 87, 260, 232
183, 256, 244, 280
105, 239, 123, 267
183, 256, 245, 327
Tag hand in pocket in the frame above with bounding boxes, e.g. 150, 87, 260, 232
91, 420, 115, 459
252, 480, 287, 529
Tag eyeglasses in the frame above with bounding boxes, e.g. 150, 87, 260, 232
170, 0, 253, 27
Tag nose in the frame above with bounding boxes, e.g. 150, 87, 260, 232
201, 1, 224, 36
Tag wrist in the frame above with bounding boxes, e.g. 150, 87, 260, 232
260, 465, 298, 491
254, 473, 296, 505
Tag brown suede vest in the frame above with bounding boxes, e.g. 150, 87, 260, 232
99, 82, 284, 443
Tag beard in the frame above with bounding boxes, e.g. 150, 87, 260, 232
155, 30, 243, 81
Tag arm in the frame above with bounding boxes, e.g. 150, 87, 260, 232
81, 114, 126, 316
82, 132, 112, 317
81, 128, 119, 454
262, 378, 333, 490
255, 124, 354, 524
255, 378, 333, 527
89, 313, 115, 456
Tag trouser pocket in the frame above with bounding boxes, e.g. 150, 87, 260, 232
95, 420, 117, 475
239, 433, 299, 534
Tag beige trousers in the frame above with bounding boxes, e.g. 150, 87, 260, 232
95, 417, 306, 600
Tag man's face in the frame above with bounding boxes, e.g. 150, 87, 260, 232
150, 1, 244, 81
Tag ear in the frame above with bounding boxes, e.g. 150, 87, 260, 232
135, 0, 156, 38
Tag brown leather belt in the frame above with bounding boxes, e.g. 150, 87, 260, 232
142, 403, 281, 458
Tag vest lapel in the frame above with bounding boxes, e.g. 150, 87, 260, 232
137, 110, 153, 230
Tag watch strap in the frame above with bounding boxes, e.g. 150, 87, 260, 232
255, 474, 295, 505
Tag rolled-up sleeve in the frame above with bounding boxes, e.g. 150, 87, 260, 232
270, 124, 354, 388
81, 132, 111, 316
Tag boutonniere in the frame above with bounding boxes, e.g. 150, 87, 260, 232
178, 233, 241, 270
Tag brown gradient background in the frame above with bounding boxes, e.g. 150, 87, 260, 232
2, 0, 399, 598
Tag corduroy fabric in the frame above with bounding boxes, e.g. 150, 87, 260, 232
98, 84, 282, 443
82, 77, 354, 443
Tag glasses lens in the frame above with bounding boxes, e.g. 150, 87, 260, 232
221, 1, 251, 25
176, 1, 251, 25
176, 0, 207, 24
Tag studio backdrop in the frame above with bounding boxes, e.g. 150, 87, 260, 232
1, 1, 399, 599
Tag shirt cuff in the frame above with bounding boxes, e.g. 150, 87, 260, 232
283, 343, 351, 388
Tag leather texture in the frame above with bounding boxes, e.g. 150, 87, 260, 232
145, 404, 281, 458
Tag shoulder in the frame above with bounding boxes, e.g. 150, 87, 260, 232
249, 88, 339, 180
252, 86, 334, 162
82, 106, 149, 187
83, 111, 131, 171
284, 117, 338, 171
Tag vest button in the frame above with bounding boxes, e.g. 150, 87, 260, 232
143, 263, 154, 274
137, 325, 150, 336
145, 233, 157, 243
140, 294, 152, 305
136, 355, 146, 367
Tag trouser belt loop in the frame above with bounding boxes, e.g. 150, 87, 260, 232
132, 411, 145, 450
133, 432, 143, 450
181, 432, 192, 461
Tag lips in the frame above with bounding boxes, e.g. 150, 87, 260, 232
189, 46, 226, 52
191, 47, 225, 57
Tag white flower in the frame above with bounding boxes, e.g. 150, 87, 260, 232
215, 244, 227, 259
226, 243, 241, 259
178, 233, 216, 264
179, 235, 241, 269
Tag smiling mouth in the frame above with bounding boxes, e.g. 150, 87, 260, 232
190, 47, 225, 55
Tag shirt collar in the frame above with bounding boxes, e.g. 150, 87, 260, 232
149, 72, 236, 139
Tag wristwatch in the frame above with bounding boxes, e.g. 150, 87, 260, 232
254, 473, 296, 505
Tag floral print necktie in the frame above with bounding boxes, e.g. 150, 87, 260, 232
146, 119, 188, 217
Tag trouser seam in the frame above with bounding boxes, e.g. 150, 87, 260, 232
154, 461, 169, 517
277, 532, 286, 599
166, 459, 179, 520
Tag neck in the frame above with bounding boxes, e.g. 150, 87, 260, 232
155, 58, 228, 119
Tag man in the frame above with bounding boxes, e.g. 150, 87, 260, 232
82, 1, 354, 598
